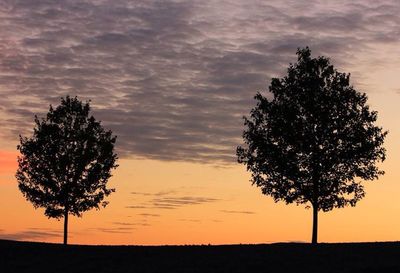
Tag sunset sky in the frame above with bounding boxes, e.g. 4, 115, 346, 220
1, 0, 400, 245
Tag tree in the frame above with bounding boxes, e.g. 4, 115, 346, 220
16, 96, 118, 245
237, 47, 387, 244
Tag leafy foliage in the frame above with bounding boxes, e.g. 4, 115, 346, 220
17, 96, 118, 219
237, 47, 387, 212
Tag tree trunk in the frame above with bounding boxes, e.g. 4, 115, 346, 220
63, 209, 69, 245
311, 204, 318, 244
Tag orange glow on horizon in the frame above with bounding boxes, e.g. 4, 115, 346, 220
0, 144, 399, 246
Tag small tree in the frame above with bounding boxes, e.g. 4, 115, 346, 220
17, 96, 118, 245
237, 47, 387, 244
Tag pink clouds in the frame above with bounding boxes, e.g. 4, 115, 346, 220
0, 0, 399, 164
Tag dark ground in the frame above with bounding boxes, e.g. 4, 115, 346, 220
1, 239, 400, 273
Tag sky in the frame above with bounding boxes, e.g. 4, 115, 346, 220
0, 0, 399, 245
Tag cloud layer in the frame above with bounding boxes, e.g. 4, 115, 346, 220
1, 0, 399, 164
128, 190, 220, 209
0, 227, 61, 241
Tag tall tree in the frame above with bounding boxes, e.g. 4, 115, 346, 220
237, 47, 387, 244
17, 96, 118, 245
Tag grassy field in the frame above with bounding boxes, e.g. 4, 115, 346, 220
1, 239, 400, 272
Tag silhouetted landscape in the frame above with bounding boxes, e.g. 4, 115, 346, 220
2, 239, 400, 273
2, 2, 400, 272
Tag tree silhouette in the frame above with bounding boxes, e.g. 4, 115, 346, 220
16, 96, 118, 245
237, 47, 387, 244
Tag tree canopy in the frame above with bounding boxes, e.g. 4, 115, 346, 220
16, 96, 118, 244
237, 47, 387, 244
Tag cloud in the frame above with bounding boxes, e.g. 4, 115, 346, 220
220, 210, 255, 214
90, 220, 151, 234
0, 0, 398, 164
127, 196, 220, 210
130, 192, 154, 196
138, 213, 160, 217
91, 227, 136, 234
125, 205, 148, 209
0, 228, 61, 241
131, 190, 176, 196
112, 222, 138, 226
127, 189, 220, 209
151, 196, 220, 209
